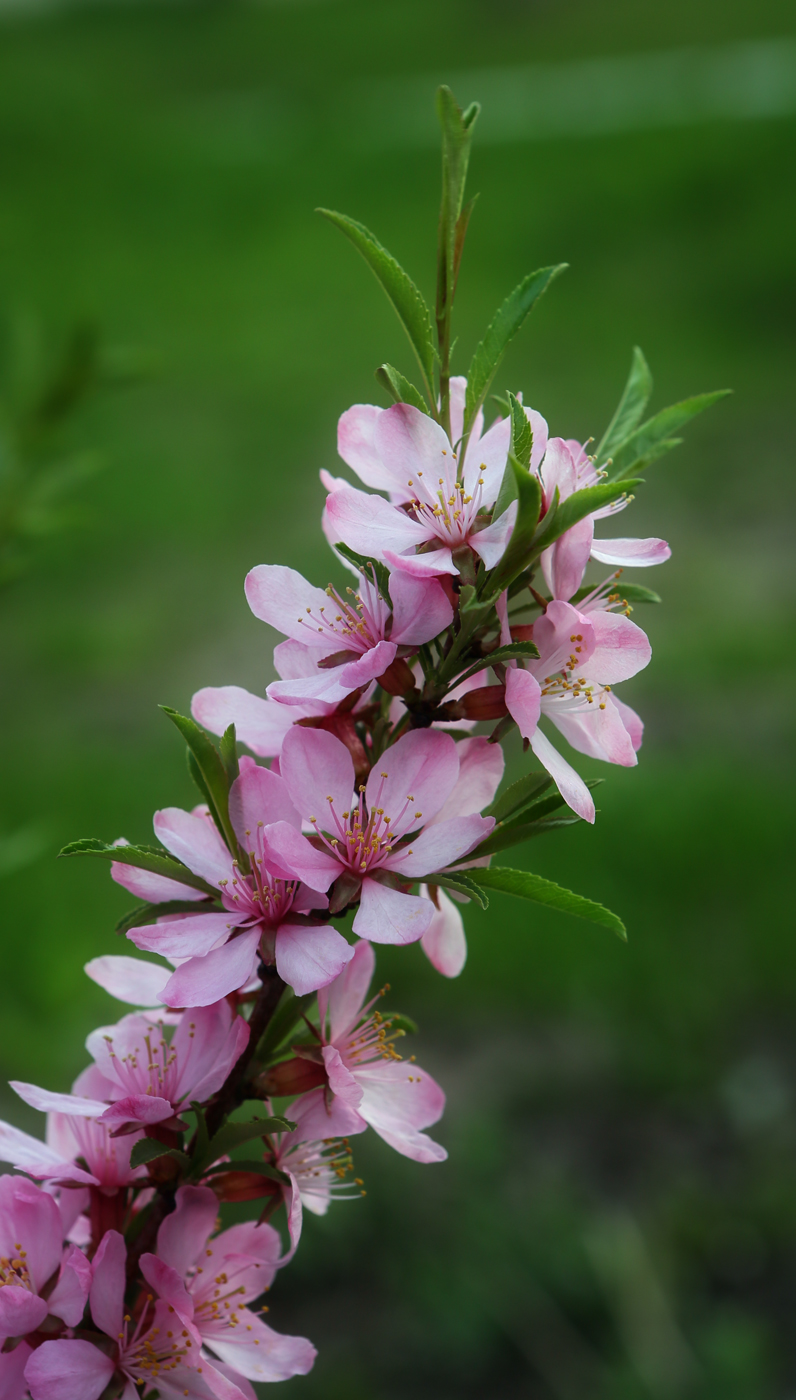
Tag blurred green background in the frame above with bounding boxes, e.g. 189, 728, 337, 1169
0, 0, 794, 1395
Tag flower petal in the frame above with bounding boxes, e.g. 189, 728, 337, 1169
469, 501, 518, 569
317, 937, 375, 1043
156, 1185, 218, 1278
260, 822, 341, 893
191, 686, 297, 758
97, 1095, 175, 1132
337, 403, 396, 492
550, 696, 638, 767
374, 402, 452, 492
352, 879, 434, 945
420, 887, 467, 977
275, 923, 355, 997
353, 1059, 447, 1162
89, 1229, 126, 1339
385, 814, 493, 878
325, 485, 429, 562
48, 1244, 92, 1327
542, 515, 594, 601
229, 763, 301, 848
279, 727, 355, 830
129, 911, 238, 959
10, 1083, 107, 1119
529, 728, 595, 823
382, 545, 458, 578
84, 955, 169, 1007
267, 640, 397, 707
427, 736, 504, 826
244, 565, 333, 645
462, 413, 511, 503
590, 536, 671, 567
153, 808, 232, 889
365, 728, 459, 827
24, 1339, 115, 1400
110, 857, 204, 904
505, 666, 542, 741
388, 572, 454, 645
0, 1285, 48, 1337
585, 609, 651, 684
159, 927, 261, 1008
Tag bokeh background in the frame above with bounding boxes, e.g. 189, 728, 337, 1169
0, 1, 794, 1395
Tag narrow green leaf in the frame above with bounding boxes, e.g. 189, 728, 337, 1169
454, 641, 539, 688
427, 871, 489, 910
115, 899, 215, 936
334, 544, 392, 606
469, 866, 627, 940
318, 209, 435, 400
570, 581, 661, 607
220, 725, 239, 788
482, 454, 543, 598
488, 770, 553, 823
59, 838, 215, 896
204, 1115, 297, 1166
531, 479, 641, 557
161, 708, 238, 856
464, 265, 566, 442
596, 347, 653, 462
130, 1138, 190, 1170
607, 390, 731, 481
257, 990, 317, 1060
509, 392, 533, 470
472, 813, 581, 857
189, 1102, 210, 1163
436, 86, 480, 323
453, 195, 478, 297
375, 364, 430, 415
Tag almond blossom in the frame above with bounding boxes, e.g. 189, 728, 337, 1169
0, 1175, 90, 1342
261, 726, 494, 945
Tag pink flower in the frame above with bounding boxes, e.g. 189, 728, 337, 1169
293, 940, 447, 1163
123, 760, 355, 1003
145, 1185, 316, 1385
23, 1222, 283, 1400
261, 727, 494, 946
0, 1176, 90, 1342
191, 684, 307, 759
324, 382, 546, 579
11, 1001, 249, 1136
269, 1088, 367, 1255
539, 438, 670, 601
494, 594, 651, 823
243, 563, 452, 706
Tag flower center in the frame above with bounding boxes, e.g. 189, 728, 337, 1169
308, 774, 423, 875
0, 1248, 31, 1290
295, 572, 390, 654
404, 450, 487, 546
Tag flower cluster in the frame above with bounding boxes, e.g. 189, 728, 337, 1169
0, 88, 724, 1396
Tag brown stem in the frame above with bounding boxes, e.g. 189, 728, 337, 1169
204, 964, 286, 1139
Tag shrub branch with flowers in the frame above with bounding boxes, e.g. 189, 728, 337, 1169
0, 89, 727, 1399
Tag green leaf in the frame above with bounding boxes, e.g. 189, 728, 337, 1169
204, 1115, 297, 1167
204, 1159, 290, 1186
488, 770, 553, 823
596, 347, 653, 462
570, 581, 661, 607
508, 392, 533, 470
531, 479, 641, 557
189, 1102, 210, 1163
130, 1138, 190, 1170
375, 364, 430, 415
334, 544, 392, 606
427, 871, 489, 910
482, 454, 543, 598
472, 813, 581, 857
454, 641, 539, 688
59, 838, 216, 896
606, 390, 731, 481
257, 990, 317, 1060
318, 209, 435, 401
161, 708, 238, 857
436, 86, 480, 324
468, 866, 626, 940
115, 899, 214, 936
220, 725, 239, 788
464, 265, 566, 442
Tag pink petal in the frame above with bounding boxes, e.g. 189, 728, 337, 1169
317, 938, 374, 1043
321, 1046, 363, 1108
590, 536, 671, 567
47, 1244, 92, 1326
531, 599, 595, 675
325, 485, 428, 562
527, 407, 549, 474
267, 639, 397, 707
260, 822, 341, 893
275, 923, 355, 996
0, 1341, 30, 1400
203, 1219, 283, 1298
140, 1255, 196, 1333
89, 1229, 126, 1338
505, 667, 542, 741
585, 609, 651, 683
191, 686, 297, 758
388, 572, 454, 645
24, 1339, 115, 1400
153, 808, 232, 888
200, 1313, 316, 1384
420, 887, 467, 977
129, 911, 238, 959
84, 955, 169, 1007
244, 565, 332, 644
448, 375, 470, 447
352, 879, 434, 945
0, 1285, 48, 1336
462, 413, 510, 503
285, 1086, 367, 1142
172, 1001, 249, 1103
203, 1361, 258, 1400
0, 1176, 63, 1293
469, 500, 518, 569
110, 857, 203, 904
374, 402, 452, 493
10, 1083, 107, 1119
385, 814, 493, 878
353, 1059, 447, 1163
0, 1119, 95, 1186
156, 1185, 218, 1278
279, 726, 355, 829
540, 437, 577, 508
612, 693, 644, 751
529, 728, 595, 823
337, 403, 396, 492
228, 763, 301, 849
365, 728, 459, 827
160, 927, 261, 1008
550, 697, 638, 768
98, 1094, 175, 1131
382, 545, 458, 578
543, 515, 594, 601
427, 736, 504, 826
